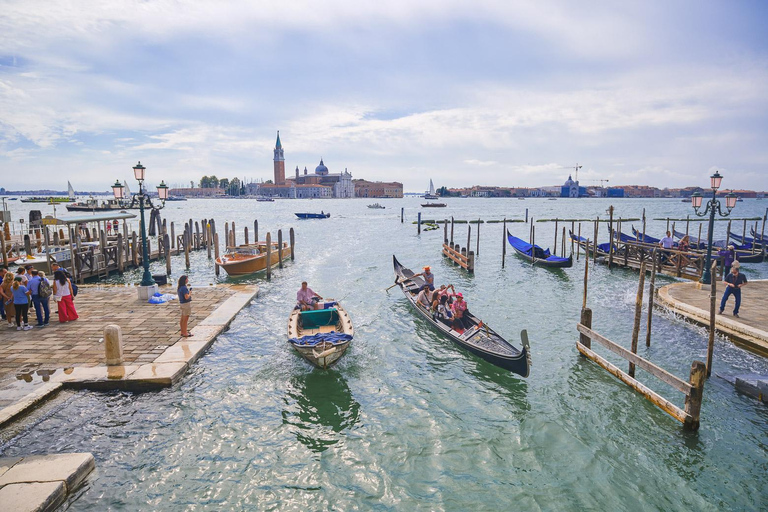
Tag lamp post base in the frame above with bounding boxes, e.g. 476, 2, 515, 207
137, 284, 159, 301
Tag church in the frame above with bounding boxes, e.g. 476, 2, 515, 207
258, 132, 354, 198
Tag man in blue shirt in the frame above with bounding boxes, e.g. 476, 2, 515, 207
27, 269, 50, 326
719, 261, 747, 318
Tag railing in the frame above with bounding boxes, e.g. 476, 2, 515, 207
442, 240, 474, 273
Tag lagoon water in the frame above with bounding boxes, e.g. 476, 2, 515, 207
2, 197, 768, 510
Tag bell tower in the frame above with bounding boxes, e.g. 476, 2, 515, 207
273, 131, 285, 185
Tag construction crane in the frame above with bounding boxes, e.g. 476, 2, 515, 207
573, 163, 582, 182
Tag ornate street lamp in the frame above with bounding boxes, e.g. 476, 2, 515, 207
691, 170, 736, 284
112, 162, 168, 291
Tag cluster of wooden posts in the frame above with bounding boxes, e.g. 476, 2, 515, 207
213, 219, 295, 280
576, 250, 708, 431
438, 217, 480, 273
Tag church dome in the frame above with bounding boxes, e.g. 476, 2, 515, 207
315, 159, 328, 175
564, 175, 575, 186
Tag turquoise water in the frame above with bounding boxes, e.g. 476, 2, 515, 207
2, 198, 767, 510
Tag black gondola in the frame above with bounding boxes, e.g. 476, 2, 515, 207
507, 231, 573, 268
392, 256, 531, 377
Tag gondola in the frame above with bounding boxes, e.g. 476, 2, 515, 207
288, 299, 353, 369
392, 256, 531, 377
507, 231, 572, 268
295, 212, 330, 219
569, 232, 611, 256
673, 229, 765, 263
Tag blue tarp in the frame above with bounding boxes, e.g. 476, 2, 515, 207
289, 331, 353, 347
148, 292, 177, 304
507, 233, 570, 263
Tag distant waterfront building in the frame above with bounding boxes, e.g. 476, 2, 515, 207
354, 179, 403, 198
560, 175, 587, 198
260, 132, 354, 198
168, 187, 225, 198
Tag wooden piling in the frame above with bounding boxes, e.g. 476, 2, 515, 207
244, 227, 249, 246
553, 219, 558, 254
24, 234, 32, 257
466, 224, 471, 253
582, 240, 590, 310
195, 221, 201, 250
231, 221, 236, 247
70, 228, 79, 283
629, 262, 647, 378
444, 219, 448, 243
683, 361, 706, 431
289, 227, 295, 260
646, 250, 657, 347
707, 261, 717, 377
685, 216, 690, 236
117, 234, 124, 273
170, 222, 176, 252
608, 206, 614, 268
164, 234, 172, 276
417, 212, 421, 234
206, 222, 212, 259
184, 232, 190, 268
725, 219, 732, 247
224, 222, 229, 248
576, 223, 581, 261
561, 226, 566, 257
531, 225, 536, 264
278, 229, 284, 268
265, 232, 272, 280
254, 219, 258, 243
132, 232, 139, 266
570, 221, 575, 257
476, 218, 480, 256
579, 308, 593, 350
593, 217, 599, 264
501, 219, 507, 268
214, 233, 220, 277
468, 250, 475, 273
450, 217, 454, 245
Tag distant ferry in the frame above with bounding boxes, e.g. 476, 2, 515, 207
256, 196, 275, 202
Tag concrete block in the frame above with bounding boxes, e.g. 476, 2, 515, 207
758, 380, 768, 403
137, 284, 159, 301
153, 340, 213, 365
50, 365, 140, 391
0, 456, 22, 478
125, 362, 188, 390
734, 377, 761, 400
0, 481, 66, 512
0, 452, 95, 491
0, 383, 62, 428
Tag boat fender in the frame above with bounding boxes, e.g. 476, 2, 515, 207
313, 346, 336, 359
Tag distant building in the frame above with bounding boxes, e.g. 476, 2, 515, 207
354, 180, 403, 198
560, 175, 587, 198
168, 187, 225, 198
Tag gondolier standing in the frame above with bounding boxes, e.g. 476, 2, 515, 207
719, 261, 747, 317
413, 266, 435, 290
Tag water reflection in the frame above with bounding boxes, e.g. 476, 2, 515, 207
281, 370, 360, 453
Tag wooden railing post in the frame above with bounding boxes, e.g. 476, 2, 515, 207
579, 308, 592, 350
468, 250, 475, 273
684, 361, 706, 431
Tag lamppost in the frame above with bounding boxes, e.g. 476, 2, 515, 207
691, 170, 737, 285
112, 162, 169, 292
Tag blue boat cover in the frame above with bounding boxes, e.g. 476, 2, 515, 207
289, 332, 353, 346
507, 234, 570, 263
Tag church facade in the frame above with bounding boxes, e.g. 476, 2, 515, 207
258, 132, 354, 198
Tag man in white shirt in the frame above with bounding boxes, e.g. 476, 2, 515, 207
659, 231, 675, 264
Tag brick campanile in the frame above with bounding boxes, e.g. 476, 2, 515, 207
273, 131, 285, 185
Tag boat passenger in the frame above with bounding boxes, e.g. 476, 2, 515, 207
435, 295, 453, 324
297, 281, 322, 311
451, 293, 469, 330
678, 235, 690, 253
416, 284, 432, 309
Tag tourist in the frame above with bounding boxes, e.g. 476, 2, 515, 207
178, 275, 193, 337
16, 266, 28, 286
53, 269, 79, 322
678, 235, 691, 253
28, 269, 51, 327
435, 295, 453, 324
1, 272, 15, 328
451, 293, 469, 330
50, 263, 77, 297
297, 281, 322, 311
659, 231, 675, 263
719, 261, 747, 318
416, 284, 432, 308
11, 276, 32, 330
0, 266, 7, 321
718, 245, 737, 275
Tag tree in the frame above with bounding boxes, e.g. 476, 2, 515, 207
209, 175, 219, 188
200, 175, 210, 188
226, 177, 241, 196
219, 178, 229, 190
265, 179, 273, 184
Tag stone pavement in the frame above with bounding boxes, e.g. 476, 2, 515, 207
657, 279, 768, 357
0, 285, 234, 382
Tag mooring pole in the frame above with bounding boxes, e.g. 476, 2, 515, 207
418, 212, 421, 234
450, 217, 454, 245
214, 233, 220, 277
706, 260, 717, 377
646, 249, 657, 347
525, 208, 528, 223
576, 222, 581, 261
401, 207, 404, 223
476, 218, 480, 256
290, 227, 295, 260
254, 219, 259, 243
265, 232, 272, 280
501, 218, 507, 268
629, 262, 646, 378
278, 229, 284, 268
607, 206, 614, 268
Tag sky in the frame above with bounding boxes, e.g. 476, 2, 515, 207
1, 1, 768, 193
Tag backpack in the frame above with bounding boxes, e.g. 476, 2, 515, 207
39, 279, 52, 299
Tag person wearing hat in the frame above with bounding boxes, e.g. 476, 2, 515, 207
451, 293, 469, 330
414, 266, 435, 291
719, 261, 747, 318
718, 245, 737, 276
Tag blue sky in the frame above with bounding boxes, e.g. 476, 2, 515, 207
1, 1, 767, 192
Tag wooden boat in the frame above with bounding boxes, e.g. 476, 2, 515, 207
295, 212, 330, 219
256, 196, 275, 202
421, 203, 446, 208
672, 229, 765, 263
288, 300, 353, 369
392, 256, 531, 377
507, 231, 573, 268
215, 241, 289, 276
367, 203, 385, 209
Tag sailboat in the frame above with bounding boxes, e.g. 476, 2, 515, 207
67, 181, 76, 201
423, 179, 439, 200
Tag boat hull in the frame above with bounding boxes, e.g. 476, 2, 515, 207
295, 213, 330, 219
507, 231, 573, 268
287, 302, 354, 369
393, 256, 530, 377
216, 242, 290, 276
